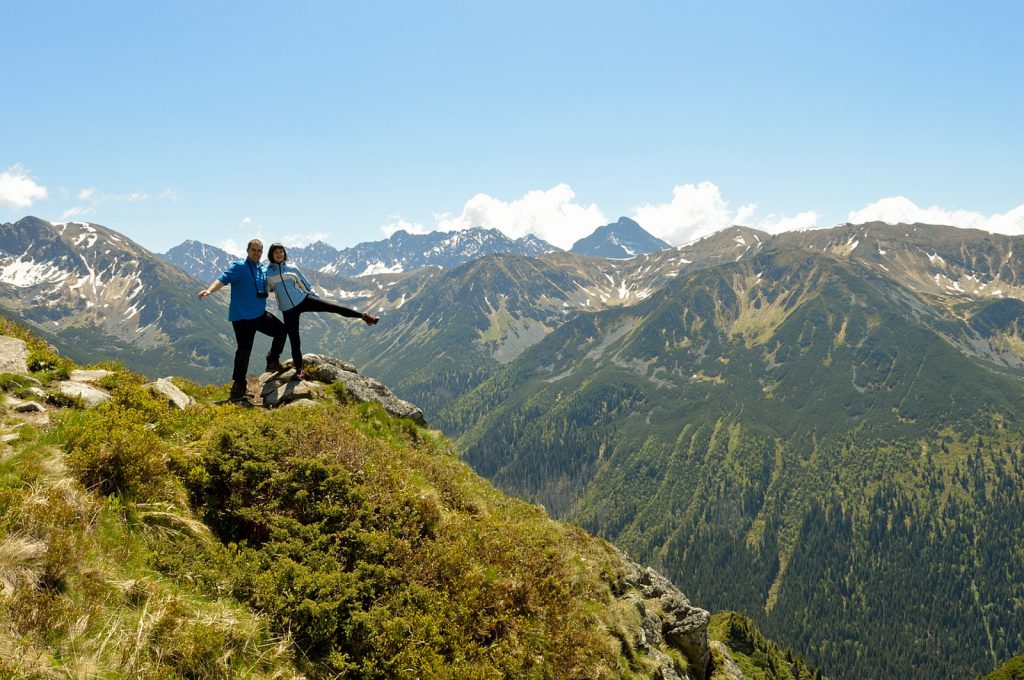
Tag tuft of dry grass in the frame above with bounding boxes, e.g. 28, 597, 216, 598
0, 534, 46, 596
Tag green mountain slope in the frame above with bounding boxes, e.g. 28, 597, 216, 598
333, 226, 773, 420
0, 217, 235, 383
443, 249, 1024, 679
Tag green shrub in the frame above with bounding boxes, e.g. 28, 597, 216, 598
27, 347, 73, 378
62, 406, 174, 501
45, 389, 87, 409
330, 380, 350, 404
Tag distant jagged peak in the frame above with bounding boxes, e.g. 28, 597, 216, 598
570, 217, 671, 259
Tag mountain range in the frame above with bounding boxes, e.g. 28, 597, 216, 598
1, 215, 672, 385
160, 218, 673, 279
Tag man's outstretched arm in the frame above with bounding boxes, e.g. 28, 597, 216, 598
198, 280, 226, 299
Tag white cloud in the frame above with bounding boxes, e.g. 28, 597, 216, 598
757, 210, 821, 234
381, 216, 430, 238
433, 183, 606, 250
0, 165, 48, 210
848, 196, 1024, 235
219, 239, 245, 257
632, 181, 758, 245
60, 185, 171, 220
60, 206, 96, 220
279, 231, 330, 248
632, 181, 825, 242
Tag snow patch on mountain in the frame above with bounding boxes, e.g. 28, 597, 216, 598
360, 261, 405, 276
0, 258, 72, 287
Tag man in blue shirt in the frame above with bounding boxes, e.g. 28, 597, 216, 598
198, 238, 286, 400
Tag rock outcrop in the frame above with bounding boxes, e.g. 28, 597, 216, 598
618, 549, 712, 679
262, 354, 427, 426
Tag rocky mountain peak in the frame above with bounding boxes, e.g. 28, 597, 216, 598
570, 217, 671, 258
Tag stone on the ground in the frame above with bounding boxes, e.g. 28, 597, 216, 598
0, 337, 30, 374
69, 369, 113, 383
56, 381, 110, 407
13, 401, 47, 414
260, 373, 319, 408
145, 377, 195, 409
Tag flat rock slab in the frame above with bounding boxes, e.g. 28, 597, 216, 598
56, 381, 110, 407
69, 369, 114, 383
260, 375, 319, 408
0, 336, 30, 374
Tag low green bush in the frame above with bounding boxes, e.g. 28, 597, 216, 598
62, 405, 175, 501
45, 389, 87, 409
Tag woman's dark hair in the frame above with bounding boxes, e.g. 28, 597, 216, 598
267, 243, 288, 262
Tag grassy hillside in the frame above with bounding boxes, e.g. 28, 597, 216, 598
0, 314, 827, 679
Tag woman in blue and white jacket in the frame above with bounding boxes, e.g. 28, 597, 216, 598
265, 243, 379, 379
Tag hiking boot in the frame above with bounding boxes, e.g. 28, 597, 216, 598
229, 381, 248, 400
265, 360, 286, 373
290, 370, 305, 382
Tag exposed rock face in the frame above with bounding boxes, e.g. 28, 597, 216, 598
0, 336, 29, 374
618, 549, 712, 680
299, 354, 427, 425
708, 641, 743, 680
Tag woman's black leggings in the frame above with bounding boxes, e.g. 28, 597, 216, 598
283, 296, 361, 370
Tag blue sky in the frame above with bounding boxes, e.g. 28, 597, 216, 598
2, 1, 1022, 253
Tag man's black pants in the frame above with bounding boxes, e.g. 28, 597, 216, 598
231, 312, 287, 383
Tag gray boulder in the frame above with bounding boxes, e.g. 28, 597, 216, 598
0, 337, 30, 374
13, 401, 47, 414
55, 381, 110, 407
145, 377, 195, 410
20, 387, 47, 400
259, 371, 320, 408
